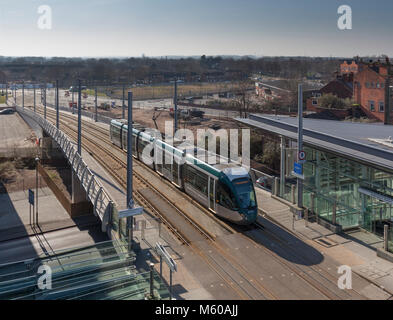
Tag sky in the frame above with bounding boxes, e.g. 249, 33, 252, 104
0, 0, 393, 58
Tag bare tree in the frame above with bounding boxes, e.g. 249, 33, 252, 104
233, 81, 253, 118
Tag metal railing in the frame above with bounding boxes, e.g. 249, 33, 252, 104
249, 168, 275, 193
387, 226, 393, 254
16, 106, 114, 233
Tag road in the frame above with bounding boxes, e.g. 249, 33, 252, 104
15, 89, 239, 119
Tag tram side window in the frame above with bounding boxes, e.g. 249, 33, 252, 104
155, 146, 164, 169
163, 149, 173, 172
111, 125, 120, 140
132, 135, 137, 153
185, 166, 208, 196
217, 182, 237, 210
173, 163, 179, 182
139, 139, 152, 155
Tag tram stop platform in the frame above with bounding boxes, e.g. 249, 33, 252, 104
256, 188, 393, 296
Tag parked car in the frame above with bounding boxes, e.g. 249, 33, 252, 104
256, 176, 272, 192
0, 108, 15, 115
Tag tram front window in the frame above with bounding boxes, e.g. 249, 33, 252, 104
233, 178, 256, 209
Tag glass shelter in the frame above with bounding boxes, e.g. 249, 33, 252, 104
238, 114, 393, 245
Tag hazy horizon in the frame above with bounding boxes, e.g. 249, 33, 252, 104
1, 0, 393, 58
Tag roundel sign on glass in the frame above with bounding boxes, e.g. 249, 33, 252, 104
298, 150, 306, 163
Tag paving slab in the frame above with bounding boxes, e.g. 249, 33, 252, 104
256, 187, 393, 298
0, 187, 70, 232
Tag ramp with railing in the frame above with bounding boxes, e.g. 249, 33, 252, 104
16, 106, 115, 234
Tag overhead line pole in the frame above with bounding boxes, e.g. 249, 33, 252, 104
56, 80, 59, 129
95, 84, 98, 122
22, 81, 24, 109
127, 91, 134, 251
72, 82, 75, 115
122, 84, 125, 119
77, 79, 82, 155
174, 79, 178, 134
297, 84, 303, 208
33, 84, 36, 113
44, 84, 47, 120
127, 91, 133, 209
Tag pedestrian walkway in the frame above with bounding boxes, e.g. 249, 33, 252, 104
0, 187, 100, 242
255, 188, 393, 297
55, 107, 128, 211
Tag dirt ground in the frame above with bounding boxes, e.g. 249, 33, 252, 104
44, 167, 72, 201
131, 108, 243, 138
110, 82, 250, 100
0, 159, 72, 201
0, 164, 47, 193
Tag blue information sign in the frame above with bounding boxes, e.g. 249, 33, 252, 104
294, 162, 303, 175
28, 189, 34, 205
292, 162, 304, 180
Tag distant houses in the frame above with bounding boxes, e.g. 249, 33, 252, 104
306, 58, 393, 125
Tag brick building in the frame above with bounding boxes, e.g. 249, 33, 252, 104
307, 59, 393, 125
306, 73, 353, 111
353, 60, 393, 124
340, 60, 359, 74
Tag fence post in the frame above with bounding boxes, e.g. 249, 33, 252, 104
305, 209, 309, 227
332, 201, 337, 225
149, 263, 155, 299
159, 255, 163, 278
141, 220, 146, 241
311, 193, 315, 214
274, 177, 279, 196
384, 225, 389, 252
291, 185, 296, 204
292, 213, 295, 230
169, 269, 173, 300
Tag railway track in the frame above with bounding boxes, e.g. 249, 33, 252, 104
30, 105, 368, 300
33, 106, 277, 300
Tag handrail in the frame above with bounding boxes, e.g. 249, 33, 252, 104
16, 106, 114, 233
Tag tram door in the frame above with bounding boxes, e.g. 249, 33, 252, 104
208, 177, 216, 212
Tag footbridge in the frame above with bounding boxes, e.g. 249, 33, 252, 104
15, 105, 119, 238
